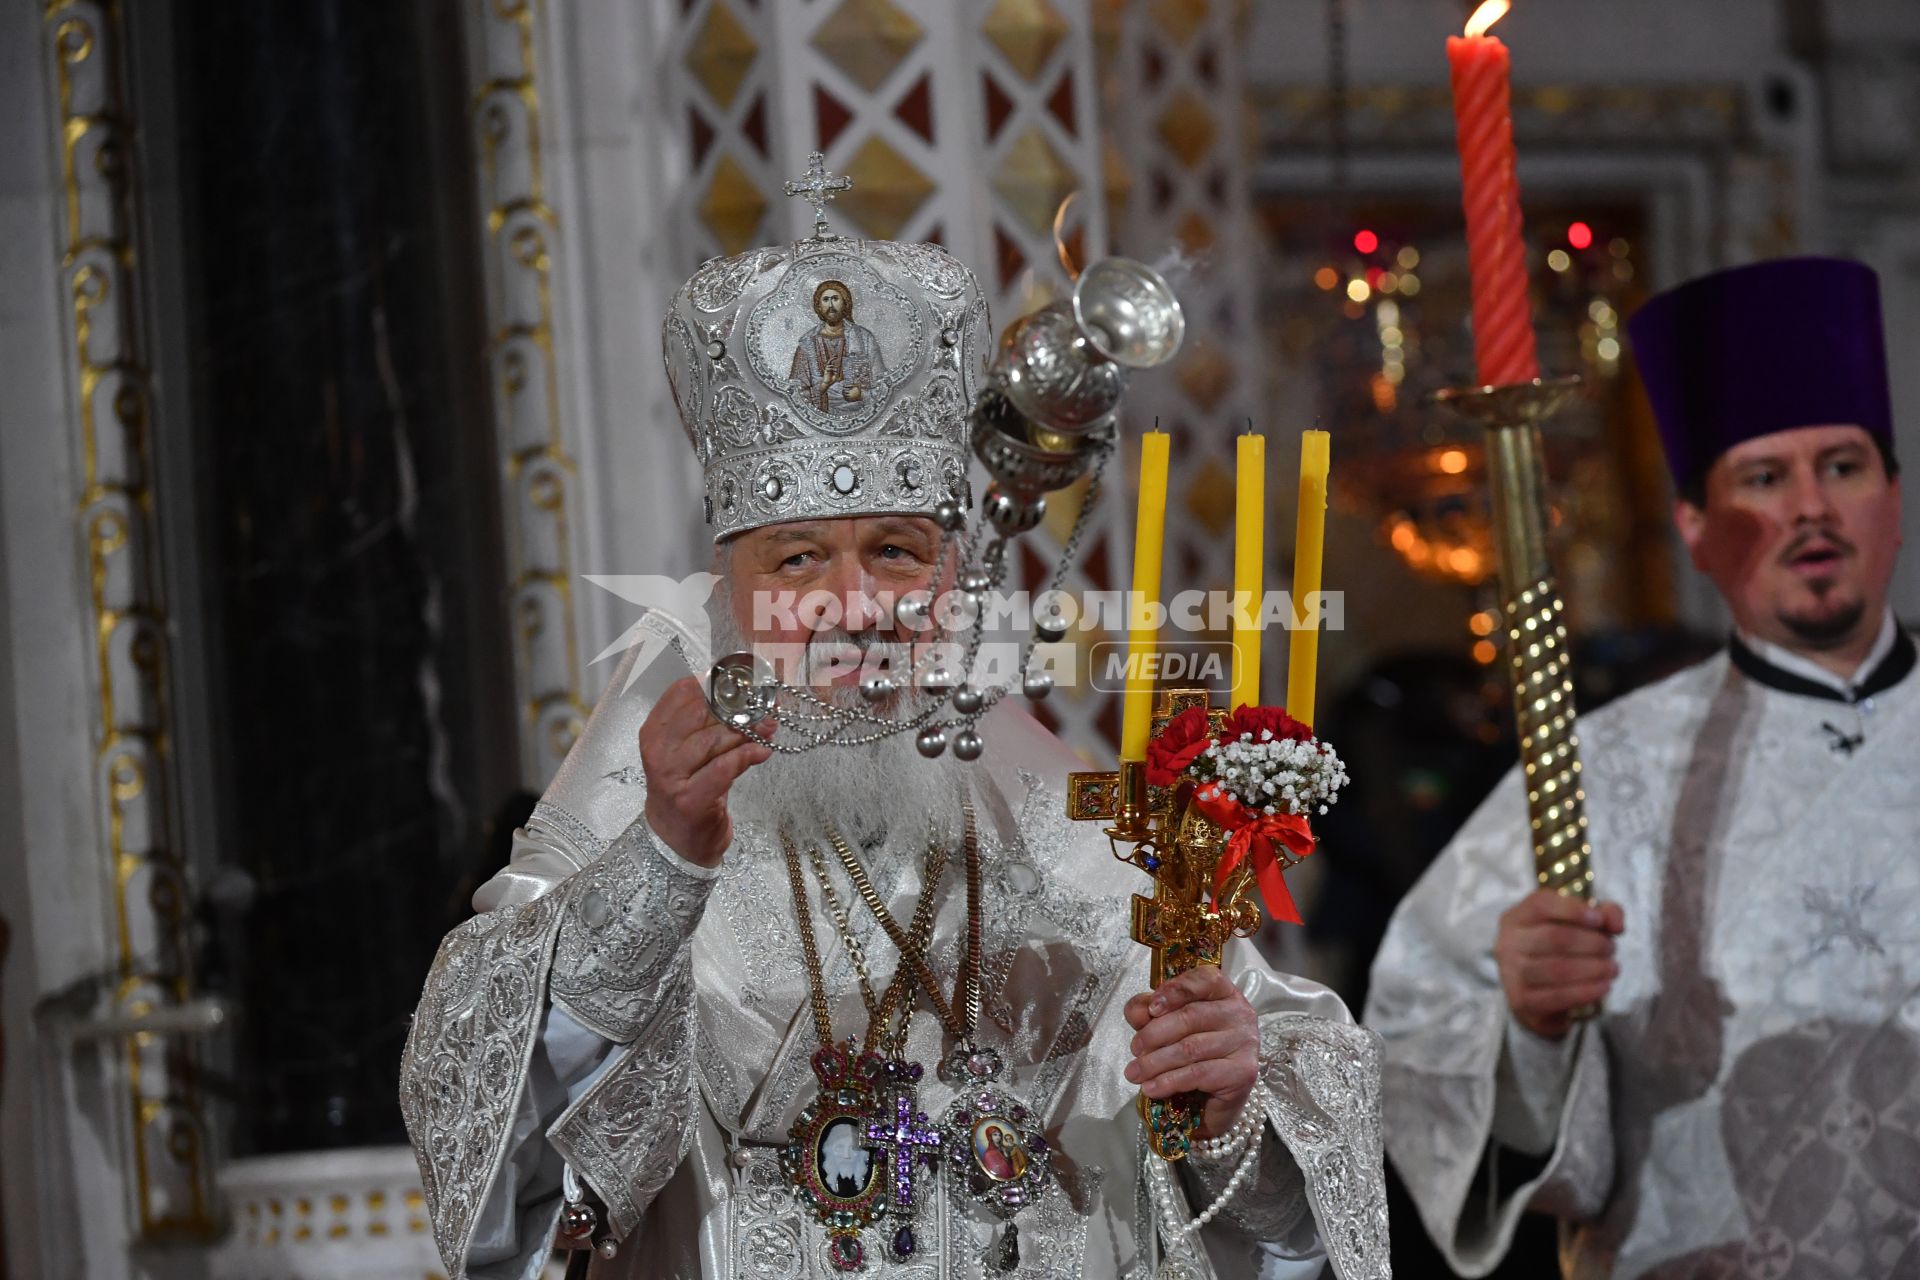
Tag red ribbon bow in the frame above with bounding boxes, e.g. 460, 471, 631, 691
1192, 786, 1316, 925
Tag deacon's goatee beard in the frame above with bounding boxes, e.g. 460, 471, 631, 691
710, 607, 967, 852
1780, 597, 1867, 650
1775, 528, 1868, 650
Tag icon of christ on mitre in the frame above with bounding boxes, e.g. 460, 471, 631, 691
790, 278, 885, 414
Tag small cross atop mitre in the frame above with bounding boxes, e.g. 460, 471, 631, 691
784, 152, 853, 239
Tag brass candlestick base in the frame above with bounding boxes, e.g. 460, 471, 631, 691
1434, 376, 1594, 902
1068, 691, 1276, 1160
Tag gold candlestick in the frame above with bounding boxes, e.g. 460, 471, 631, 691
1434, 376, 1594, 901
1069, 691, 1276, 1160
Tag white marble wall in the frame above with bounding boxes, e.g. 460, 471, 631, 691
1, 1, 212, 1275
0, 2, 107, 1262
463, 0, 706, 786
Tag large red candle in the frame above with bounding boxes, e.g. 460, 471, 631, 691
1447, 1, 1539, 387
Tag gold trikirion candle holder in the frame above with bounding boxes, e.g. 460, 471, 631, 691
1067, 691, 1271, 1161
1434, 376, 1596, 904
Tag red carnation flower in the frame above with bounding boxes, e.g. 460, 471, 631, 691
1224, 704, 1315, 745
1145, 706, 1215, 786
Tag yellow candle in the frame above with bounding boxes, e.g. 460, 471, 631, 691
1120, 430, 1171, 761
1286, 430, 1330, 728
1231, 431, 1265, 710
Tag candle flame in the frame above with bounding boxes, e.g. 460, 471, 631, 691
1464, 0, 1510, 38
1052, 192, 1081, 281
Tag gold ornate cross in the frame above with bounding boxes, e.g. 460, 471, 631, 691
1068, 688, 1267, 1159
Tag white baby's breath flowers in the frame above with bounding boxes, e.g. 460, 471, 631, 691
1191, 727, 1349, 817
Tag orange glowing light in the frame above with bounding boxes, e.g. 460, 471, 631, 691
1472, 639, 1498, 664
1464, 0, 1511, 38
1313, 266, 1340, 290
1470, 610, 1496, 636
1052, 192, 1081, 280
1369, 373, 1398, 414
1437, 448, 1469, 475
1389, 520, 1416, 552
1448, 547, 1482, 577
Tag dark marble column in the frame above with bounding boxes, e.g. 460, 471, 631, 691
169, 0, 519, 1154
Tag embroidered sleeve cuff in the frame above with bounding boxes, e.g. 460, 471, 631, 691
650, 828, 724, 882
547, 963, 700, 1239
548, 816, 716, 1043
1257, 1015, 1391, 1277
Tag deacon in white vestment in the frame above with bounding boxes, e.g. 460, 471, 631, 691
1366, 256, 1917, 1279
400, 221, 1391, 1278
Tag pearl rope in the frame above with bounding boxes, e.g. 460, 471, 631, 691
1147, 1080, 1272, 1261
1188, 1083, 1266, 1160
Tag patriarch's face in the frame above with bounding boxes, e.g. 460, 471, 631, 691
723, 515, 946, 701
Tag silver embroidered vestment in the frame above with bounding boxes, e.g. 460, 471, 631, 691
400, 649, 1392, 1279
1366, 640, 1920, 1279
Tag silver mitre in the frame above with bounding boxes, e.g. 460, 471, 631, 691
671, 155, 1183, 759
662, 211, 991, 543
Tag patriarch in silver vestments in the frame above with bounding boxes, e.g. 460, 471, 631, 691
400, 223, 1391, 1278
1366, 257, 1918, 1278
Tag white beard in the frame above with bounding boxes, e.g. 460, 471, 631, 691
711, 602, 966, 851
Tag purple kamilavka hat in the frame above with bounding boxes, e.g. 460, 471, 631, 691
1625, 257, 1894, 490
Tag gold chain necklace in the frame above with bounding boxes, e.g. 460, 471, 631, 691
824, 810, 981, 1042
777, 814, 967, 1271
801, 826, 951, 1057
778, 818, 951, 1058
778, 800, 1051, 1273
842, 801, 1049, 1273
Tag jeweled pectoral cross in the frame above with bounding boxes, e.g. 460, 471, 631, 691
784, 152, 854, 239
1068, 689, 1265, 1160
866, 1092, 941, 1211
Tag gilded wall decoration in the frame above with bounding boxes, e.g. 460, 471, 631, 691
44, 0, 215, 1241
470, 0, 591, 784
